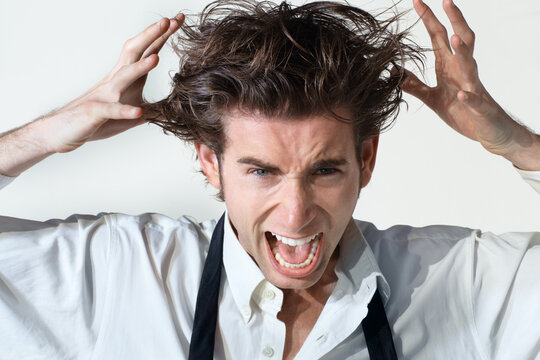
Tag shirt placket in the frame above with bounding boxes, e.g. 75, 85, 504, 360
253, 281, 286, 359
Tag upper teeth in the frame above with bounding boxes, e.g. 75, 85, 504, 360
271, 232, 318, 246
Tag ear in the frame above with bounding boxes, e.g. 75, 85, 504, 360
195, 142, 221, 190
360, 135, 379, 189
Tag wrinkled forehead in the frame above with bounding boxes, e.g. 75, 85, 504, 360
220, 108, 358, 167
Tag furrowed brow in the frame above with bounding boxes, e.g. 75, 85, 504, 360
237, 157, 281, 173
310, 158, 349, 171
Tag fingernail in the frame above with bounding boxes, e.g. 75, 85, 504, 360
172, 13, 185, 25
145, 56, 153, 63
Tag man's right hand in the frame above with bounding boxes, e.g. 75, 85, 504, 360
0, 14, 183, 177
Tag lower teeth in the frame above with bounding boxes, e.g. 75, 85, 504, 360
273, 239, 319, 269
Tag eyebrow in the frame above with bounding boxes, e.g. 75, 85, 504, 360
309, 158, 349, 171
237, 157, 281, 173
237, 157, 349, 173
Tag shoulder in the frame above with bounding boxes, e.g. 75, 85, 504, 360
107, 212, 217, 258
0, 211, 218, 275
0, 212, 218, 284
1, 212, 217, 249
98, 214, 218, 332
356, 220, 540, 358
356, 220, 483, 355
109, 212, 216, 239
355, 220, 479, 313
104, 213, 219, 336
356, 220, 478, 264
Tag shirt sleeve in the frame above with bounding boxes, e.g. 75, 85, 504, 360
515, 168, 540, 194
472, 230, 540, 359
0, 174, 16, 190
0, 214, 112, 359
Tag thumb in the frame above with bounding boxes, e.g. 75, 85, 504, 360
398, 67, 433, 106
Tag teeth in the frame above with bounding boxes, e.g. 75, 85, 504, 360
273, 239, 319, 269
271, 232, 319, 246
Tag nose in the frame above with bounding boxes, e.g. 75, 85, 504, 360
278, 179, 315, 233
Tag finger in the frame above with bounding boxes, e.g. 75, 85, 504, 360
442, 0, 475, 49
399, 67, 434, 106
86, 101, 143, 122
90, 118, 146, 141
110, 54, 160, 95
118, 17, 171, 65
413, 0, 452, 54
450, 34, 478, 85
142, 13, 185, 58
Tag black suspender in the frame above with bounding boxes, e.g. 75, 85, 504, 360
361, 289, 398, 360
187, 215, 225, 360
188, 214, 398, 359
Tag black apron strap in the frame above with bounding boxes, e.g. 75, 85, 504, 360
361, 289, 398, 360
188, 214, 225, 360
188, 213, 398, 360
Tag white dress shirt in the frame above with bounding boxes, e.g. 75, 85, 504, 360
0, 169, 539, 360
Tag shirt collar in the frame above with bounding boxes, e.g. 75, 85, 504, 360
334, 219, 391, 304
222, 213, 391, 324
222, 212, 266, 323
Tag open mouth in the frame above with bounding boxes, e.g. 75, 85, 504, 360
264, 231, 323, 277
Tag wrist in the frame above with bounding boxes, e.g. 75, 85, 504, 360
504, 129, 540, 171
0, 119, 56, 177
31, 116, 61, 155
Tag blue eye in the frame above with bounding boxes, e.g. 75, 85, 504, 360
315, 168, 336, 175
252, 169, 270, 177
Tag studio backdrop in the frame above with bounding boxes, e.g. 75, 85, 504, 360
0, 0, 538, 232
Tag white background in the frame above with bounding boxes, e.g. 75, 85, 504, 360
0, 0, 538, 232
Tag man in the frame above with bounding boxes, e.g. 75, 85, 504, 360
0, 0, 539, 359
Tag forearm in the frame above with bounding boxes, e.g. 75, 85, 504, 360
0, 118, 55, 177
502, 125, 540, 171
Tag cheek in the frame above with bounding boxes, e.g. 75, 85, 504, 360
223, 174, 269, 218
222, 166, 279, 215
221, 174, 268, 255
317, 173, 360, 212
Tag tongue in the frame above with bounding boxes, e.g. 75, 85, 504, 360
278, 241, 312, 264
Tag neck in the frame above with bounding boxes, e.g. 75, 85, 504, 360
280, 246, 340, 314
277, 248, 340, 360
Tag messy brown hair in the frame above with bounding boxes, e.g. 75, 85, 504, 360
145, 0, 424, 168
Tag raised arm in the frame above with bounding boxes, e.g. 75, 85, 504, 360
0, 14, 184, 178
402, 0, 540, 171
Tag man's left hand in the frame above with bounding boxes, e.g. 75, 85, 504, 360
402, 0, 540, 170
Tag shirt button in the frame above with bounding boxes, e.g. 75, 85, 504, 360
263, 289, 276, 301
262, 346, 274, 357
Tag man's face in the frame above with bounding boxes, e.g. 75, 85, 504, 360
197, 109, 377, 290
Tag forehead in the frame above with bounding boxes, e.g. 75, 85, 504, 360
222, 109, 357, 166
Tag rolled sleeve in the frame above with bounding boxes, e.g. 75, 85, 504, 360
515, 167, 540, 194
472, 230, 540, 359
